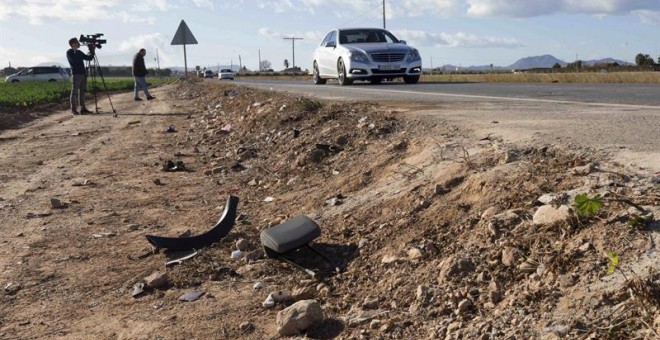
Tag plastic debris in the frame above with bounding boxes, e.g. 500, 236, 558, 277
231, 250, 243, 260
264, 197, 275, 202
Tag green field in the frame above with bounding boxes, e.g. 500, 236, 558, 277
0, 77, 177, 109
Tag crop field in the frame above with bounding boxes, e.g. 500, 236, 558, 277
0, 77, 177, 108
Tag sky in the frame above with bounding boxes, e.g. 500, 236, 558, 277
1, 0, 659, 71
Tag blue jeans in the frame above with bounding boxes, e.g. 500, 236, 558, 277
70, 74, 87, 111
134, 76, 151, 98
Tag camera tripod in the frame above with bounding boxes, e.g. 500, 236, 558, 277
86, 53, 117, 116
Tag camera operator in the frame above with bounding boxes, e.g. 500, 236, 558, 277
132, 48, 155, 101
66, 37, 95, 115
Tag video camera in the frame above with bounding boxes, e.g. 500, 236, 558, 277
79, 33, 107, 49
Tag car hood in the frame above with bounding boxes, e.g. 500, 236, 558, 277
343, 43, 411, 55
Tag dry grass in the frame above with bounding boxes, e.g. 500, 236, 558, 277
421, 72, 660, 84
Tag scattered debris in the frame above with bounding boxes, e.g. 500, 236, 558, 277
165, 126, 177, 133
165, 250, 198, 267
131, 282, 145, 298
179, 290, 204, 302
162, 160, 186, 172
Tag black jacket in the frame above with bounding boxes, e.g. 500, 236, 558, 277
132, 53, 148, 77
66, 49, 94, 75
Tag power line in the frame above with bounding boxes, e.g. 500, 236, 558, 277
339, 0, 384, 27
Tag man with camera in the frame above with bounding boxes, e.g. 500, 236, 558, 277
132, 48, 155, 101
66, 37, 95, 115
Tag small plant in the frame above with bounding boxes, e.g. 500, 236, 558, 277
628, 215, 653, 230
574, 194, 604, 217
606, 251, 620, 275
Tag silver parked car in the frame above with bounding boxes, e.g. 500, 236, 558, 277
5, 66, 69, 83
312, 28, 422, 85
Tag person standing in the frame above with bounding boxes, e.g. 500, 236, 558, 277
66, 37, 95, 114
132, 48, 155, 101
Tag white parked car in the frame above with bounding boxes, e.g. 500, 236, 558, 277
219, 69, 234, 80
5, 66, 69, 83
312, 28, 422, 85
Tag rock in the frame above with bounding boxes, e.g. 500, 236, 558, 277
476, 271, 490, 282
131, 282, 145, 298
231, 250, 243, 260
416, 285, 429, 301
543, 324, 570, 337
362, 297, 379, 309
518, 261, 537, 273
570, 163, 594, 176
578, 242, 591, 253
408, 248, 424, 260
179, 290, 204, 302
212, 167, 223, 174
381, 255, 400, 264
239, 321, 254, 332
203, 169, 212, 176
236, 239, 250, 251
293, 287, 315, 301
437, 256, 476, 283
263, 294, 276, 308
489, 290, 501, 304
501, 247, 519, 267
4, 282, 21, 296
270, 290, 291, 302
533, 205, 572, 226
276, 300, 324, 336
247, 179, 258, 186
457, 299, 472, 315
144, 271, 168, 288
358, 238, 369, 248
419, 199, 431, 209
537, 193, 559, 205
50, 198, 65, 209
244, 249, 264, 262
344, 309, 388, 327
253, 282, 263, 290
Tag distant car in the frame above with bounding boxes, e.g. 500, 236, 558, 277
219, 69, 234, 80
203, 69, 214, 78
312, 28, 422, 85
5, 66, 69, 83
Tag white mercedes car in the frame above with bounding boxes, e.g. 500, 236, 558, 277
312, 28, 422, 86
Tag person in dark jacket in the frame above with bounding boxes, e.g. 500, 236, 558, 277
132, 48, 154, 101
66, 37, 95, 114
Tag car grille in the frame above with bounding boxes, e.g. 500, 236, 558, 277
371, 68, 407, 75
370, 53, 406, 63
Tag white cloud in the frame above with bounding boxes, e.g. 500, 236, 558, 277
394, 29, 523, 48
633, 9, 660, 25
0, 46, 64, 66
0, 0, 211, 24
466, 0, 660, 18
118, 33, 178, 66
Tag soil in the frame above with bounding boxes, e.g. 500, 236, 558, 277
0, 80, 658, 339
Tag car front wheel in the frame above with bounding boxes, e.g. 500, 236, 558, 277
403, 75, 420, 84
312, 61, 326, 85
11, 79, 19, 83
337, 58, 352, 86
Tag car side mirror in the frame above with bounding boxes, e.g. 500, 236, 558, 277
399, 40, 407, 45
324, 41, 336, 48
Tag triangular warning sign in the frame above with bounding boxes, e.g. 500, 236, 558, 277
171, 20, 198, 45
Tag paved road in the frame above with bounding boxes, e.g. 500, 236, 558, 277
234, 79, 660, 108
230, 79, 660, 170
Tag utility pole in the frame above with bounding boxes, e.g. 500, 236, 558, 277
383, 0, 386, 29
258, 49, 262, 71
155, 48, 160, 76
283, 37, 303, 68
239, 55, 242, 72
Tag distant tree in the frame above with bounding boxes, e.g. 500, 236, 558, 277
566, 60, 582, 69
242, 66, 247, 71
260, 60, 272, 71
552, 63, 561, 69
283, 59, 289, 69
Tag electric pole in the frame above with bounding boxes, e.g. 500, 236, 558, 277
239, 55, 242, 72
258, 49, 262, 71
155, 48, 160, 76
283, 37, 303, 68
383, 0, 386, 29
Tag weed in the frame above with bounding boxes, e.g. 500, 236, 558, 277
574, 194, 604, 217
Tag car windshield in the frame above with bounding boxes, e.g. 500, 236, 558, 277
338, 29, 399, 44
220, 69, 232, 72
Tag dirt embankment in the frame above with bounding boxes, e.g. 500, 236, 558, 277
0, 80, 658, 339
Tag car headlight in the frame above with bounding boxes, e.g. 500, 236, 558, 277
407, 49, 421, 62
348, 51, 370, 63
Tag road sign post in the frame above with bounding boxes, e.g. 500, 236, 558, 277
171, 20, 198, 77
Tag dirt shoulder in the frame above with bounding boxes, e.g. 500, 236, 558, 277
0, 80, 658, 339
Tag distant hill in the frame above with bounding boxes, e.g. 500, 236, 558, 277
508, 55, 566, 70
583, 58, 631, 66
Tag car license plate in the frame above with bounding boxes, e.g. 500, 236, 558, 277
378, 64, 400, 71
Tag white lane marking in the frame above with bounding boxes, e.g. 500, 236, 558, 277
239, 81, 660, 110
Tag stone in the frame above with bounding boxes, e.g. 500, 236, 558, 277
212, 167, 223, 174
457, 299, 472, 315
263, 294, 276, 308
370, 319, 382, 330
570, 163, 594, 176
362, 297, 379, 309
292, 286, 315, 301
578, 242, 591, 253
247, 179, 258, 186
144, 271, 169, 288
537, 193, 559, 205
179, 290, 204, 302
50, 198, 65, 209
533, 205, 572, 226
437, 256, 476, 283
358, 238, 369, 248
408, 248, 424, 260
416, 285, 429, 301
276, 300, 323, 336
203, 169, 212, 176
236, 239, 250, 251
518, 261, 537, 273
501, 247, 519, 267
381, 255, 400, 264
243, 249, 264, 262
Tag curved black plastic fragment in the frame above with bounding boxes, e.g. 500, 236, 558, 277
145, 195, 239, 250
